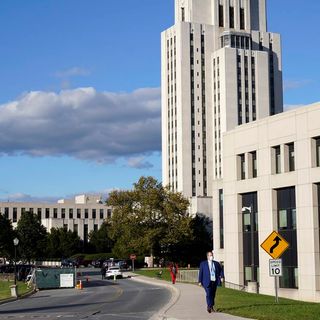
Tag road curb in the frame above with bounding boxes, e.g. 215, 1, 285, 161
0, 287, 36, 306
129, 275, 180, 320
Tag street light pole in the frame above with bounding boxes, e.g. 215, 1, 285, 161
13, 238, 19, 286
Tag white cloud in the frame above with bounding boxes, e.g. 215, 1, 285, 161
0, 87, 161, 163
54, 67, 91, 78
0, 193, 60, 203
283, 104, 306, 111
283, 79, 311, 91
127, 156, 154, 169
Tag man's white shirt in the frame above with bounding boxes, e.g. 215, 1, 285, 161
208, 260, 216, 282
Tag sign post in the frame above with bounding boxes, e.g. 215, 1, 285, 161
130, 254, 136, 272
261, 231, 289, 304
269, 259, 282, 303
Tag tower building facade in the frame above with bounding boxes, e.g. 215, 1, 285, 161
161, 0, 283, 209
162, 0, 320, 302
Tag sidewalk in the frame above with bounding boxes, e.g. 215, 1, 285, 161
130, 274, 252, 320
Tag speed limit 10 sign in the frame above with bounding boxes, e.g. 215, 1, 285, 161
269, 259, 282, 277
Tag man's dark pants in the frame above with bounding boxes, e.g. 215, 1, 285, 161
204, 281, 217, 308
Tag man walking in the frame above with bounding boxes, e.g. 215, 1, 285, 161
198, 251, 224, 313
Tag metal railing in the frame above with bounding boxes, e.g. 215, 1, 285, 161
177, 269, 246, 292
177, 269, 199, 283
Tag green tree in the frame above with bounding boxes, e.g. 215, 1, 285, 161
0, 213, 15, 260
171, 214, 213, 266
47, 227, 81, 258
107, 176, 192, 259
16, 212, 48, 262
89, 222, 113, 253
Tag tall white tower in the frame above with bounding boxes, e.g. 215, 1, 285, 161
161, 0, 283, 212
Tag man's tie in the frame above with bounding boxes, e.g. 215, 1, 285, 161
211, 262, 216, 281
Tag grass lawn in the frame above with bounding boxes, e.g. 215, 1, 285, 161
135, 268, 173, 282
135, 269, 320, 320
0, 281, 32, 301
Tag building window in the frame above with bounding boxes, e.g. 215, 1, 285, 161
37, 208, 42, 220
77, 209, 81, 219
277, 187, 298, 289
286, 143, 295, 172
61, 208, 65, 219
69, 209, 73, 219
229, 6, 234, 28
238, 154, 246, 180
107, 209, 112, 219
29, 208, 34, 214
92, 209, 96, 219
53, 208, 58, 219
13, 208, 17, 223
74, 224, 78, 235
240, 8, 245, 30
94, 224, 98, 232
272, 146, 281, 174
84, 224, 88, 243
251, 151, 257, 178
4, 207, 9, 219
219, 189, 224, 249
85, 209, 89, 219
242, 192, 259, 284
312, 136, 320, 167
181, 7, 185, 22
317, 184, 320, 265
219, 5, 224, 27
100, 209, 104, 219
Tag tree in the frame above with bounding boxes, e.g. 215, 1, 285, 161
107, 176, 192, 259
16, 212, 48, 262
47, 227, 81, 258
0, 213, 15, 260
89, 222, 113, 253
171, 214, 213, 266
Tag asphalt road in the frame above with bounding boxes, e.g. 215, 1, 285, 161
0, 274, 171, 320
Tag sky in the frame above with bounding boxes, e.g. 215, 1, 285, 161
0, 0, 319, 202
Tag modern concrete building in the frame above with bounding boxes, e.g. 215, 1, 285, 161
214, 102, 320, 301
162, 0, 320, 301
0, 195, 112, 241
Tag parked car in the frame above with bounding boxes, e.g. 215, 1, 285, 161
92, 259, 104, 268
61, 259, 78, 268
105, 266, 123, 279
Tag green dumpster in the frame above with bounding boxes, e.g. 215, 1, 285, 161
35, 268, 76, 289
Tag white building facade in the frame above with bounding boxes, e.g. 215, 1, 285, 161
216, 103, 320, 301
0, 195, 112, 241
162, 0, 320, 301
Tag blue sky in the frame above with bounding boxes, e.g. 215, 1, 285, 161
0, 0, 319, 202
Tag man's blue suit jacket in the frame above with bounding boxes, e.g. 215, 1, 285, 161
198, 260, 223, 288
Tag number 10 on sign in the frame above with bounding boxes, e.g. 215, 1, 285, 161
269, 259, 282, 277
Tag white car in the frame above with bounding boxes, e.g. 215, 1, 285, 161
106, 266, 123, 279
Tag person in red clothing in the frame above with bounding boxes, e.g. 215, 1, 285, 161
169, 262, 178, 284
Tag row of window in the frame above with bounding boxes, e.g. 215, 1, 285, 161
241, 187, 298, 289
237, 54, 256, 125
219, 4, 245, 30
213, 57, 222, 178
237, 137, 320, 180
2, 207, 112, 223
190, 31, 208, 196
166, 36, 178, 191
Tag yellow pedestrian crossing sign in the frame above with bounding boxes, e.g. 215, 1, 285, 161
260, 231, 290, 259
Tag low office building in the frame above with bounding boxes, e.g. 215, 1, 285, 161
0, 195, 112, 241
213, 102, 320, 301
